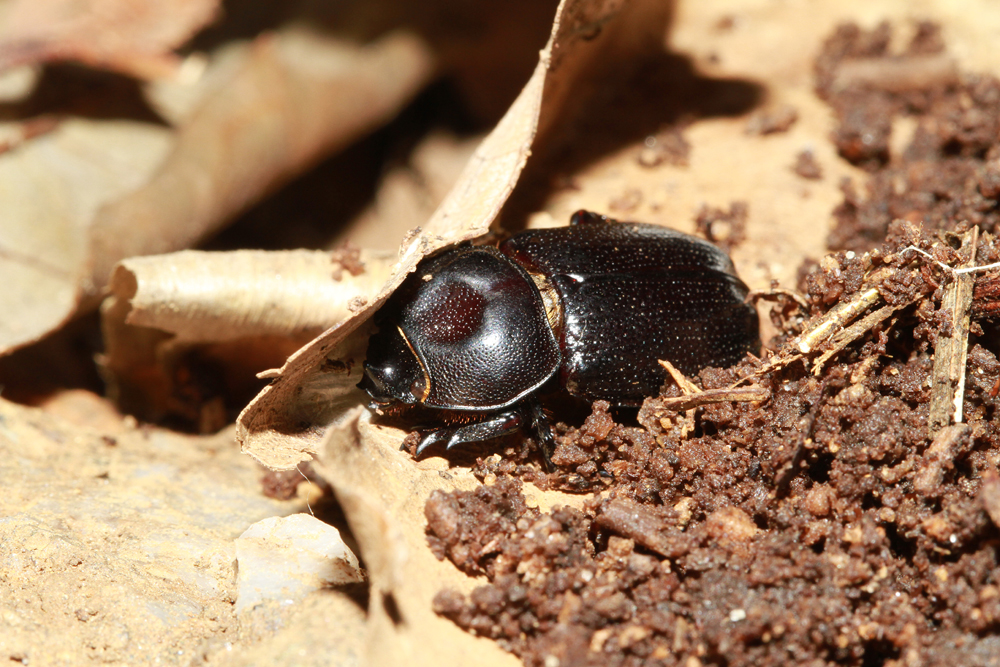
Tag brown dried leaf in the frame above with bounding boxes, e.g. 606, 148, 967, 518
0, 27, 435, 356
108, 249, 394, 344
0, 0, 221, 79
313, 409, 583, 667
236, 0, 663, 471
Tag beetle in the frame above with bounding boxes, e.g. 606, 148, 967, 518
358, 210, 760, 464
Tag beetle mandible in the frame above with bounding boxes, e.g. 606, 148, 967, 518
358, 210, 760, 464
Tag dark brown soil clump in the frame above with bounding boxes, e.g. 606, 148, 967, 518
816, 22, 1000, 252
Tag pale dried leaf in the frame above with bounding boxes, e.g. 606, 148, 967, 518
237, 0, 657, 470
0, 27, 434, 355
335, 131, 482, 252
86, 29, 436, 299
99, 248, 394, 424
109, 249, 394, 343
0, 119, 172, 354
0, 0, 220, 79
314, 410, 583, 667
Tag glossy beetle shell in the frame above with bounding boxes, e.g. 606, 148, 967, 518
358, 211, 760, 457
500, 214, 759, 404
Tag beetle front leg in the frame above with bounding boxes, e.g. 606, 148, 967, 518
524, 399, 556, 472
414, 410, 525, 456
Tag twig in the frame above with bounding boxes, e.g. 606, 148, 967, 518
810, 299, 917, 374
795, 285, 883, 354
649, 386, 770, 413
658, 359, 700, 395
926, 228, 978, 436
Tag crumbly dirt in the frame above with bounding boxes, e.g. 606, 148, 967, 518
817, 22, 1000, 252
430, 226, 1000, 667
424, 24, 1000, 667
693, 201, 748, 254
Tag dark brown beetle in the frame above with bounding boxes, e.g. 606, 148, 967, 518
359, 210, 760, 463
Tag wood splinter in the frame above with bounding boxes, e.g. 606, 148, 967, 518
926, 228, 979, 437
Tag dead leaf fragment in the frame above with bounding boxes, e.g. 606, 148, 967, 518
0, 0, 221, 79
1, 27, 435, 356
86, 28, 436, 301
314, 409, 580, 667
237, 0, 664, 472
0, 119, 172, 355
108, 249, 395, 344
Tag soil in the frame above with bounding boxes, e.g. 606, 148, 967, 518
817, 22, 1000, 253
423, 23, 1000, 667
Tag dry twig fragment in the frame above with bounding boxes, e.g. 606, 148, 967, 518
810, 300, 914, 374
658, 358, 700, 394
830, 54, 958, 94
913, 423, 970, 495
596, 497, 675, 557
648, 386, 770, 413
927, 228, 978, 435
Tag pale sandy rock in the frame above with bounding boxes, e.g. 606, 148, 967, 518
235, 514, 363, 613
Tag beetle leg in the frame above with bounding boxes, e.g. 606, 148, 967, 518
524, 399, 556, 472
414, 410, 524, 457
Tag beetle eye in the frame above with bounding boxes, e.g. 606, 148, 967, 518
417, 282, 486, 344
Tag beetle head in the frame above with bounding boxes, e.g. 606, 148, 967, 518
358, 324, 429, 408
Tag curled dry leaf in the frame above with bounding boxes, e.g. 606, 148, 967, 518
237, 3, 674, 664
100, 249, 395, 423
0, 0, 221, 79
106, 249, 394, 344
0, 27, 435, 356
237, 0, 670, 470
313, 410, 585, 667
85, 28, 436, 302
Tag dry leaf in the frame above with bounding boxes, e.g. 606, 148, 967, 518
85, 28, 436, 302
0, 119, 173, 354
314, 410, 584, 667
334, 131, 482, 252
99, 248, 395, 424
107, 249, 395, 344
0, 0, 220, 79
0, 27, 435, 356
237, 0, 667, 470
